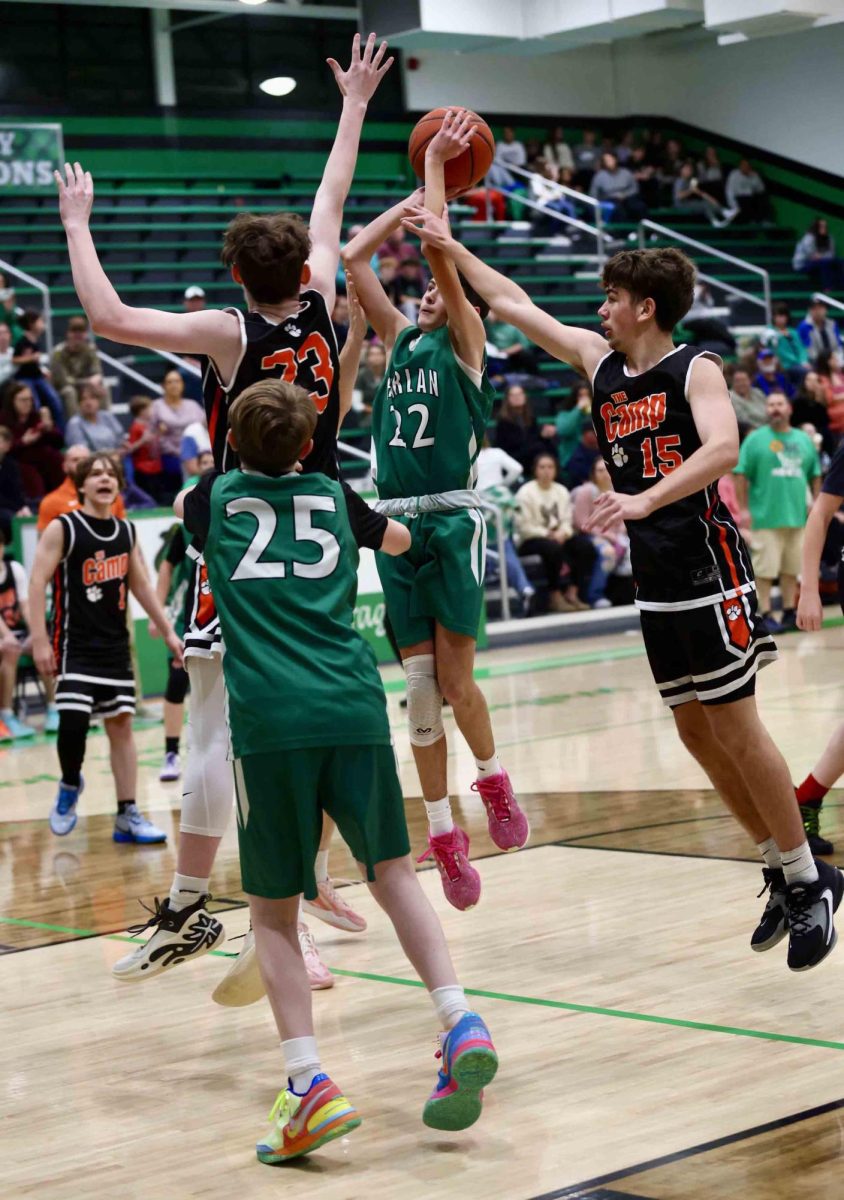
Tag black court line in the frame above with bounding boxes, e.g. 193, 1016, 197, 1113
528, 1096, 844, 1199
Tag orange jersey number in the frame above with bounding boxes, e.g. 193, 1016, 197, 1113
261, 333, 334, 415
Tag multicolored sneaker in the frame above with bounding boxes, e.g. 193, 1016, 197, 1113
1, 712, 35, 739
112, 894, 225, 981
159, 751, 181, 782
799, 800, 834, 856
113, 804, 167, 844
472, 769, 529, 852
298, 922, 334, 990
49, 776, 84, 836
256, 1075, 361, 1164
302, 878, 367, 933
423, 1011, 498, 1131
417, 826, 481, 911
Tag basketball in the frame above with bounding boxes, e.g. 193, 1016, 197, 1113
408, 107, 495, 192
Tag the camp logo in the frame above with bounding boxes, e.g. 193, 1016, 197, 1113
610, 390, 628, 405
600, 391, 667, 441
82, 548, 128, 590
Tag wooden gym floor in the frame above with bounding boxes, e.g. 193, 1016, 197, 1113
3, 624, 844, 1199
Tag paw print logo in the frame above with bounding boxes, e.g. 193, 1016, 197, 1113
726, 603, 741, 622
199, 577, 212, 595
86, 585, 103, 603
611, 442, 627, 468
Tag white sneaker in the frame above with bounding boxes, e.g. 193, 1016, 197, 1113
112, 895, 225, 981
159, 751, 181, 782
298, 922, 334, 990
113, 804, 167, 844
212, 926, 266, 1007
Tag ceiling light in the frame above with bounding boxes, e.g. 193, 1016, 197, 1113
260, 76, 297, 97
239, 1, 269, 7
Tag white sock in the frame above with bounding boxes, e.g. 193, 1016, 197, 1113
475, 754, 501, 779
757, 838, 782, 870
169, 872, 210, 912
314, 849, 330, 883
781, 841, 819, 886
430, 985, 470, 1028
282, 1036, 322, 1095
425, 796, 453, 837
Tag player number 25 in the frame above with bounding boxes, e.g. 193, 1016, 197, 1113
641, 434, 683, 479
226, 495, 340, 581
388, 403, 435, 450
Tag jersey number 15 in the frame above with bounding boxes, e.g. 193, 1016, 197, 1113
641, 434, 683, 478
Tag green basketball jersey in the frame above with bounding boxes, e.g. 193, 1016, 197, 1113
371, 324, 495, 500
201, 470, 391, 758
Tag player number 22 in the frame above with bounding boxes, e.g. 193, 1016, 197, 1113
388, 403, 435, 450
641, 434, 683, 479
226, 495, 340, 581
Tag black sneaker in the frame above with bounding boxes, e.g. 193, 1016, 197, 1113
780, 608, 798, 632
111, 894, 225, 981
751, 867, 787, 952
760, 612, 784, 635
785, 858, 844, 972
799, 801, 834, 856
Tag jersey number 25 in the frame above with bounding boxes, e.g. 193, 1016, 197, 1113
226, 494, 340, 581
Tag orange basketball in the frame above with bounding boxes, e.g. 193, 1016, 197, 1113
408, 107, 495, 193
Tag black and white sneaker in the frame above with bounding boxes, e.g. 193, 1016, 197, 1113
785, 859, 844, 972
751, 867, 788, 952
112, 895, 225, 981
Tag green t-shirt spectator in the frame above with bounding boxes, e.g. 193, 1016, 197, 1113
486, 319, 532, 355
765, 327, 809, 373
555, 407, 590, 469
734, 424, 820, 529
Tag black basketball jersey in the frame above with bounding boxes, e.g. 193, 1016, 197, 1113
51, 510, 135, 670
201, 288, 340, 478
592, 343, 754, 608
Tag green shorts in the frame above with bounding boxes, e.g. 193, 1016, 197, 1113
232, 743, 411, 900
376, 509, 487, 648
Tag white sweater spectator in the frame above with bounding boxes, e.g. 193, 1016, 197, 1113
476, 445, 523, 492
543, 128, 574, 173
514, 478, 573, 545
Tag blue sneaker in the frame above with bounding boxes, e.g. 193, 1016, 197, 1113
1, 712, 36, 740
44, 705, 60, 735
422, 1011, 498, 1131
113, 804, 167, 845
49, 775, 84, 837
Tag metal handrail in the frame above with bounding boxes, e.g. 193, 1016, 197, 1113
638, 220, 772, 323
477, 498, 510, 621
497, 190, 608, 266
813, 292, 844, 316
97, 350, 163, 395
0, 257, 54, 354
488, 164, 608, 265
153, 347, 202, 377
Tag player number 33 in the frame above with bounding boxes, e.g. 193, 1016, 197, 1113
226, 494, 340, 581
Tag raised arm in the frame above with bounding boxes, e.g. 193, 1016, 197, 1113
338, 278, 367, 429
29, 519, 64, 677
342, 194, 419, 350
401, 206, 606, 376
797, 491, 841, 631
307, 33, 394, 305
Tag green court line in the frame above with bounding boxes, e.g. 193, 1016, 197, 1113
3, 913, 843, 1054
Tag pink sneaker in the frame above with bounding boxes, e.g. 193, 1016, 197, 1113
297, 923, 334, 990
417, 826, 481, 911
472, 770, 530, 852
302, 878, 367, 933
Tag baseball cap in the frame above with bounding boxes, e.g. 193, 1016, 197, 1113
184, 286, 206, 300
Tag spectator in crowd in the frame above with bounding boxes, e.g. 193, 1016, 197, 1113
0, 426, 30, 523
792, 369, 831, 448
589, 152, 647, 223
12, 311, 64, 431
331, 291, 350, 349
183, 285, 206, 314
0, 515, 39, 739
65, 384, 126, 454
0, 323, 12, 388
495, 384, 557, 474
792, 218, 844, 293
375, 227, 413, 263
126, 395, 165, 502
655, 138, 684, 204
729, 366, 768, 433
695, 146, 726, 205
513, 452, 595, 612
815, 350, 844, 438
149, 369, 206, 498
3, 382, 63, 496
571, 456, 631, 607
629, 145, 659, 208
476, 438, 535, 617
573, 129, 602, 187
0, 274, 20, 342
682, 283, 735, 357
764, 302, 810, 386
377, 255, 399, 300
725, 158, 770, 223
180, 418, 211, 480
555, 381, 592, 477
485, 308, 538, 377
734, 390, 821, 632
564, 422, 601, 488
672, 161, 725, 225
488, 126, 527, 189
353, 339, 387, 429
614, 131, 636, 165
49, 316, 109, 417
798, 296, 843, 365
754, 348, 794, 399
36, 443, 126, 531
395, 256, 426, 321
543, 126, 574, 173
528, 159, 577, 233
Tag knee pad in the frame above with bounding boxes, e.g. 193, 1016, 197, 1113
180, 655, 234, 838
404, 654, 444, 747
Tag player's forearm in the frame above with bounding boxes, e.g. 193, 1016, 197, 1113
155, 562, 172, 608
310, 97, 368, 234
131, 575, 174, 637
343, 198, 407, 263
447, 240, 533, 314
338, 332, 364, 425
28, 578, 49, 645
640, 438, 738, 518
733, 474, 749, 512
801, 500, 835, 594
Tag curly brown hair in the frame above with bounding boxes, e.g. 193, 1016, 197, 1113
221, 212, 311, 304
229, 380, 316, 473
602, 247, 696, 332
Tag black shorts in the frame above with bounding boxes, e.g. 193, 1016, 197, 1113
183, 551, 221, 660
640, 591, 778, 709
56, 658, 136, 718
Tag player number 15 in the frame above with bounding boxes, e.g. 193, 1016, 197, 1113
641, 434, 683, 479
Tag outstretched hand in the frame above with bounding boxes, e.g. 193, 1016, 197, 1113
427, 109, 476, 164
54, 161, 94, 229
401, 206, 453, 253
327, 32, 394, 104
345, 277, 367, 342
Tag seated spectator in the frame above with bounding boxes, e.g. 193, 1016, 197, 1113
377, 255, 400, 302
764, 303, 809, 386
543, 126, 574, 173
792, 218, 844, 293
614, 131, 636, 165
816, 350, 844, 437
13, 310, 65, 432
555, 382, 592, 477
0, 426, 30, 523
395, 257, 426, 321
3, 382, 63, 496
0, 515, 40, 738
656, 138, 684, 203
754, 349, 793, 399
682, 283, 735, 356
353, 340, 387, 429
571, 457, 631, 607
791, 369, 831, 450
0, 274, 21, 342
797, 296, 843, 365
65, 384, 126, 454
565, 424, 601, 488
488, 126, 527, 189
528, 159, 576, 232
729, 367, 767, 433
513, 453, 595, 612
149, 369, 206, 498
695, 146, 726, 205
672, 162, 725, 225
0, 323, 12, 388
485, 309, 538, 377
49, 316, 109, 418
37, 443, 126, 530
476, 439, 535, 617
573, 129, 602, 188
629, 145, 659, 208
331, 292, 349, 349
180, 419, 211, 480
589, 153, 647, 224
725, 158, 771, 223
376, 227, 414, 263
126, 395, 165, 502
462, 185, 508, 223
495, 384, 557, 473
